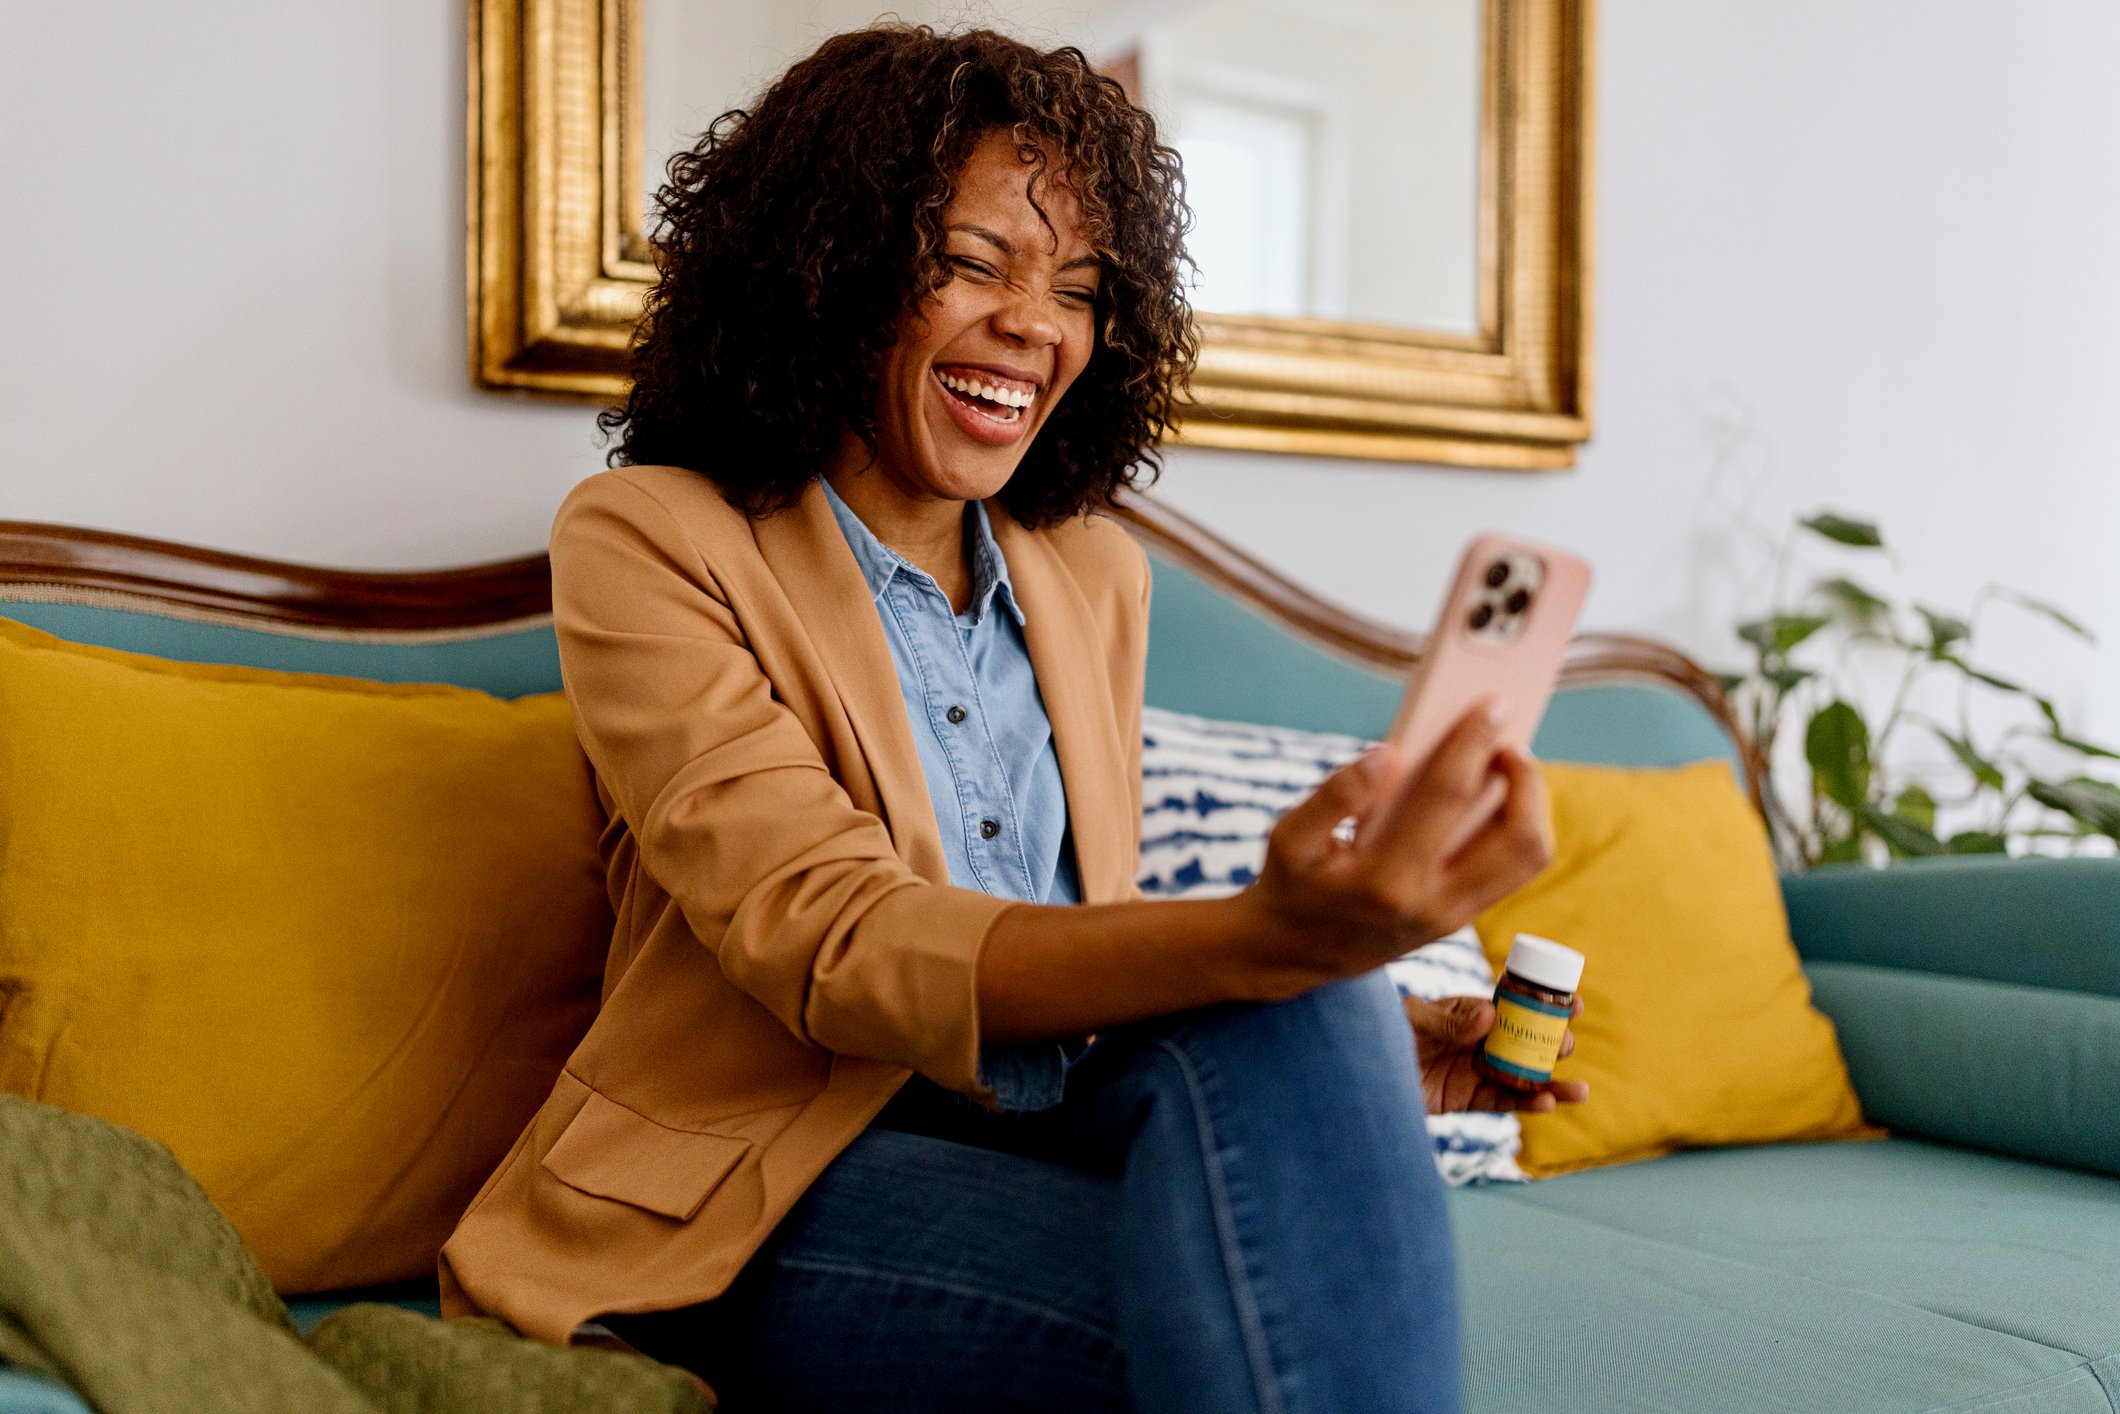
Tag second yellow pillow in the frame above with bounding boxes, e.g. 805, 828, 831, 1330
1477, 760, 1873, 1176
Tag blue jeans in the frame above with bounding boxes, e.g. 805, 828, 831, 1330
609, 971, 1461, 1413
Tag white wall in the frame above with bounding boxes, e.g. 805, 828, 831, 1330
1152, 1, 2120, 744
5, 3, 2120, 739
0, 1, 599, 569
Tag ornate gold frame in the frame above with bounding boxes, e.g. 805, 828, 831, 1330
468, 0, 1593, 469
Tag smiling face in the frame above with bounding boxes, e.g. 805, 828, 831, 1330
853, 131, 1103, 508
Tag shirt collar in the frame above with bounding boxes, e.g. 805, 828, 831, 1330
819, 477, 1026, 627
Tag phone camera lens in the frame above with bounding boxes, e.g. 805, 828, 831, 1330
1469, 604, 1495, 631
1484, 561, 1510, 589
1505, 589, 1532, 614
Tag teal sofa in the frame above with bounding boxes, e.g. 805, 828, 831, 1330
3, 509, 2118, 1414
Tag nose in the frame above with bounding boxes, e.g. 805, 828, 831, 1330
990, 285, 1064, 350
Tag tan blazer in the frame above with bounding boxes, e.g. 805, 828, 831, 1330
439, 466, 1149, 1343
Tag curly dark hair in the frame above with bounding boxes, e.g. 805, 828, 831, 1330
597, 25, 1196, 527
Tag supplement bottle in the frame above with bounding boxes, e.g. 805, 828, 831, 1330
1476, 933, 1584, 1092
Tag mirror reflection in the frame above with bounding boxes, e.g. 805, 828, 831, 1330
641, 0, 1483, 333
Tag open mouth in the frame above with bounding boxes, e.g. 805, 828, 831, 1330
933, 367, 1034, 426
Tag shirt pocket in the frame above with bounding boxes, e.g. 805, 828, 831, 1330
541, 1088, 753, 1222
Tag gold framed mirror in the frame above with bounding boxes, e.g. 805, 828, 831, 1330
468, 0, 1592, 469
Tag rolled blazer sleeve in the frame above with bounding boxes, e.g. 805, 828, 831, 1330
549, 475, 1018, 1096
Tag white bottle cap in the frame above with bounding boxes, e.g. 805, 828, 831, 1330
1503, 933, 1584, 994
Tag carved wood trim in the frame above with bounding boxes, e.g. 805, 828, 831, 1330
0, 523, 552, 632
0, 493, 1759, 803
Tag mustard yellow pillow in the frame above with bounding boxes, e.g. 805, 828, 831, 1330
1476, 759, 1873, 1176
0, 616, 609, 1291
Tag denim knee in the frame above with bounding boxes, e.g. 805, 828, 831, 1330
1166, 969, 1416, 1087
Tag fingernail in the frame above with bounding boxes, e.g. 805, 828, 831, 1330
1358, 745, 1396, 779
1483, 698, 1513, 729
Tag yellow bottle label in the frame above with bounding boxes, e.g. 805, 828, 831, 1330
1483, 987, 1570, 1082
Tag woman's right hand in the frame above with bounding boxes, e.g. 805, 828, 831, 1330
1229, 701, 1553, 999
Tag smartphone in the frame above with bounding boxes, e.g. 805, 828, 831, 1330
1386, 535, 1592, 847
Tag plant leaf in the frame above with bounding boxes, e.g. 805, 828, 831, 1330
1945, 659, 2064, 731
1860, 805, 1944, 858
1766, 665, 1814, 694
2027, 777, 2120, 841
1996, 589, 2095, 643
1915, 606, 1969, 658
2054, 734, 2120, 761
1816, 833, 1864, 866
1715, 670, 1747, 696
1740, 614, 1831, 657
1930, 727, 2007, 792
1891, 783, 1937, 834
1944, 830, 2009, 855
1801, 512, 1884, 549
1950, 660, 2024, 695
1814, 577, 1892, 625
1805, 700, 1872, 812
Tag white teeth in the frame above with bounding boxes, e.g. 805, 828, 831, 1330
938, 370, 1034, 409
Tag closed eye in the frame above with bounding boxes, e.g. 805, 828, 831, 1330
947, 255, 1000, 280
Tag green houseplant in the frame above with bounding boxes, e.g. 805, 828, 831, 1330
1723, 511, 2120, 870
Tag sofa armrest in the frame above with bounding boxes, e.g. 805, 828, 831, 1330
1786, 858, 2120, 1175
1805, 961, 2120, 1176
1782, 856, 2120, 997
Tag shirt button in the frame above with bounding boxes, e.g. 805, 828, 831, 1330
978, 818, 1000, 839
946, 705, 967, 724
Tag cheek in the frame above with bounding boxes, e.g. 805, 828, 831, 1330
1053, 320, 1098, 399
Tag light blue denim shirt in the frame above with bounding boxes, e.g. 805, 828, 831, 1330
821, 479, 1080, 1110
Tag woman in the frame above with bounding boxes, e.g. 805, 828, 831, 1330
442, 26, 1575, 1413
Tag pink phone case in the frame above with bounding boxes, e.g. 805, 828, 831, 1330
1387, 535, 1592, 828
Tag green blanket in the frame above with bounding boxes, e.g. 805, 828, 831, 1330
0, 1097, 709, 1414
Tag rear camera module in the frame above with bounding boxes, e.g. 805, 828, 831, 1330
1463, 550, 1549, 645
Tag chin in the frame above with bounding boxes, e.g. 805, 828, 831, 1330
913, 428, 1034, 504
930, 460, 1022, 504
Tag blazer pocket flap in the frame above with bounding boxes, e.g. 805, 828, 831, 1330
542, 1090, 752, 1221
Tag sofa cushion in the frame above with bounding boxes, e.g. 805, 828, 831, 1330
1475, 760, 1871, 1175
0, 1371, 91, 1414
0, 615, 610, 1292
1453, 1138, 2120, 1413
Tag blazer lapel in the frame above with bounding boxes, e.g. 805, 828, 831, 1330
748, 482, 950, 885
990, 510, 1136, 905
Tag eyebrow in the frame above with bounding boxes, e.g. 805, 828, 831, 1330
951, 224, 1102, 273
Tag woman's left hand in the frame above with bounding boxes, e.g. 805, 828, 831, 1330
1404, 994, 1589, 1115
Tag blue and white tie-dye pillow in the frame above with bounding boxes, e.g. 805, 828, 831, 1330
1138, 705, 1527, 1186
